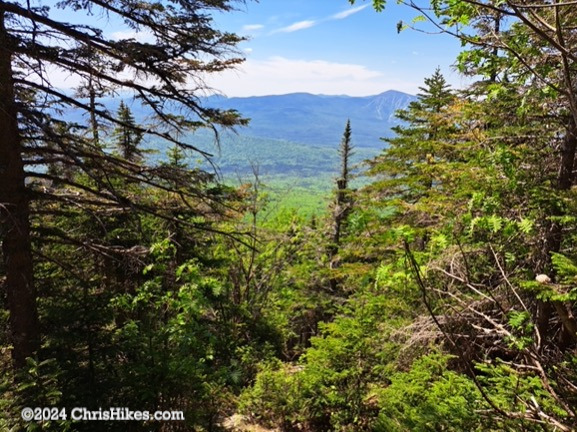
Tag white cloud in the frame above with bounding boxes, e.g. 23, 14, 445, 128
42, 62, 160, 92
205, 56, 419, 96
270, 6, 368, 35
41, 66, 82, 89
331, 5, 368, 20
242, 24, 264, 32
43, 56, 413, 97
273, 20, 317, 34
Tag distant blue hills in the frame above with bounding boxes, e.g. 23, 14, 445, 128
204, 90, 415, 148
64, 90, 415, 149
59, 90, 415, 177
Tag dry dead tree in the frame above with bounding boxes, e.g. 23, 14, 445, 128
403, 240, 577, 429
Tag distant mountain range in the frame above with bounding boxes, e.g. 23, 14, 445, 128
62, 90, 416, 178
66, 90, 415, 149
205, 90, 415, 148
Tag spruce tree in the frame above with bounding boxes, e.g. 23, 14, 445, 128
328, 120, 354, 291
414, 68, 454, 114
364, 68, 458, 230
332, 119, 354, 253
0, 0, 248, 370
112, 101, 143, 162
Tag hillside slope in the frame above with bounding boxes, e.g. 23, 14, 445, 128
68, 91, 414, 150
205, 90, 414, 147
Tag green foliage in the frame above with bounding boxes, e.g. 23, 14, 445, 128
475, 362, 570, 427
109, 246, 234, 427
0, 358, 70, 432
5, 1, 577, 430
506, 311, 534, 350
551, 253, 577, 284
150, 130, 379, 178
240, 260, 421, 431
112, 101, 143, 162
374, 354, 484, 432
239, 361, 310, 429
363, 68, 462, 235
250, 174, 334, 218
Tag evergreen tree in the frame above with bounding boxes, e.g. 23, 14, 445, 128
0, 0, 248, 370
326, 120, 355, 292
363, 68, 459, 241
112, 101, 143, 162
354, 2, 577, 426
414, 68, 454, 114
166, 145, 187, 170
329, 120, 354, 262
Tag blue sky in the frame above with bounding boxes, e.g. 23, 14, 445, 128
46, 0, 467, 98
208, 0, 468, 97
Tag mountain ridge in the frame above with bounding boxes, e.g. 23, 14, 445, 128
63, 90, 415, 152
204, 90, 415, 148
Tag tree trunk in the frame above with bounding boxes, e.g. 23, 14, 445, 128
0, 10, 39, 368
328, 122, 353, 292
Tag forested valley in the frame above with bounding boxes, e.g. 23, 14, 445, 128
1, 0, 577, 431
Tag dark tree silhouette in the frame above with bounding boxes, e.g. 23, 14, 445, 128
0, 0, 248, 369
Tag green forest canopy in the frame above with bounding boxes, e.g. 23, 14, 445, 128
1, 1, 577, 431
